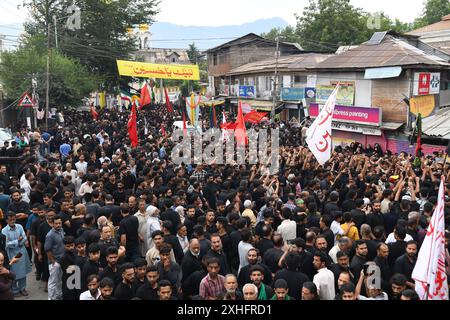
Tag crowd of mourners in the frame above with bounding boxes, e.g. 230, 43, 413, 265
0, 103, 449, 301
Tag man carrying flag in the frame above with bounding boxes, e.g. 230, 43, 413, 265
412, 176, 449, 300
305, 84, 340, 166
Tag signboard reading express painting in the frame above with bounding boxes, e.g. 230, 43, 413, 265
309, 103, 381, 126
117, 60, 200, 80
316, 84, 355, 106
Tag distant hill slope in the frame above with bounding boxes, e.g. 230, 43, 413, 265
150, 17, 290, 50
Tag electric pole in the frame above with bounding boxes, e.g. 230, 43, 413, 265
45, 21, 51, 131
53, 15, 58, 50
271, 32, 280, 123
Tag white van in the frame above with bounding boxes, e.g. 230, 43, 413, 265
172, 121, 202, 134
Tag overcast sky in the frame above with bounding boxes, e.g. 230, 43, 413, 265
0, 0, 426, 26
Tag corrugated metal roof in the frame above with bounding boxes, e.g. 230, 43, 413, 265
422, 108, 450, 139
408, 15, 450, 35
227, 53, 331, 75
312, 35, 450, 70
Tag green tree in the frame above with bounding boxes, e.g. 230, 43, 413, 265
22, 0, 160, 90
187, 42, 200, 64
0, 34, 97, 108
414, 0, 450, 28
295, 0, 371, 51
262, 26, 302, 44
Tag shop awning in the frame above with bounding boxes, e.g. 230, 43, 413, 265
422, 107, 450, 139
229, 99, 281, 111
381, 122, 405, 131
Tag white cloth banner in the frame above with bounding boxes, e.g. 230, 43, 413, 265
412, 176, 449, 300
305, 84, 340, 165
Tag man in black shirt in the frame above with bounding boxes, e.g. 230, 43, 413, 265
350, 240, 368, 277
160, 199, 181, 236
99, 247, 121, 286
118, 205, 140, 262
112, 181, 130, 207
99, 195, 122, 226
273, 252, 309, 299
393, 240, 417, 286
136, 265, 160, 300
238, 248, 272, 288
114, 263, 135, 300
374, 243, 391, 292
132, 258, 148, 294
8, 190, 30, 230
319, 215, 334, 253
161, 220, 184, 264
249, 265, 273, 300
205, 234, 230, 276
366, 200, 384, 230
81, 243, 101, 291
256, 224, 274, 259
156, 244, 181, 295
184, 206, 197, 239
30, 206, 46, 280
181, 238, 202, 283
58, 236, 79, 300
387, 227, 408, 271
262, 233, 285, 274
37, 209, 55, 285
350, 199, 366, 230
331, 252, 354, 291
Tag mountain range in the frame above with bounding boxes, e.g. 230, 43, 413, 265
0, 17, 290, 50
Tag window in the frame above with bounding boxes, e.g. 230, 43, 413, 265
294, 75, 307, 85
172, 58, 176, 63
213, 53, 218, 66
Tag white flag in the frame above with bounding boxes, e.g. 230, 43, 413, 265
412, 176, 449, 300
221, 112, 230, 142
305, 84, 340, 165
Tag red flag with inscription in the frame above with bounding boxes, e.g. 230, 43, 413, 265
235, 101, 248, 146
244, 110, 268, 124
412, 176, 449, 300
139, 82, 151, 110
90, 104, 98, 121
164, 87, 174, 113
128, 101, 139, 148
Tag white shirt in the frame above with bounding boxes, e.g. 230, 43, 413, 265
330, 220, 344, 245
313, 268, 335, 301
277, 219, 297, 242
147, 216, 161, 249
79, 289, 101, 300
63, 169, 78, 182
78, 182, 93, 197
20, 179, 31, 203
328, 244, 341, 264
238, 241, 255, 273
385, 232, 413, 244
177, 234, 189, 253
75, 161, 87, 175
99, 156, 111, 164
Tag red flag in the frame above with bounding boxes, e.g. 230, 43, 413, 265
244, 110, 268, 124
128, 101, 139, 148
161, 123, 166, 136
164, 87, 174, 113
220, 122, 238, 130
235, 101, 248, 146
139, 82, 151, 110
90, 104, 98, 121
182, 108, 187, 136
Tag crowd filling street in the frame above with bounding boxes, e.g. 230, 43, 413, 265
0, 104, 449, 301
